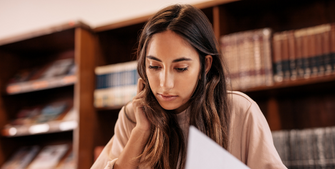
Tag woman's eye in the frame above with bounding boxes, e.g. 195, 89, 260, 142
176, 67, 188, 72
148, 65, 160, 70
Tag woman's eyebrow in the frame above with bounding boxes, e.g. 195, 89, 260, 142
146, 55, 192, 62
147, 55, 162, 62
172, 57, 192, 62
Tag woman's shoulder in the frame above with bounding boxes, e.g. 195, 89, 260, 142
227, 90, 261, 117
227, 91, 256, 108
123, 101, 136, 124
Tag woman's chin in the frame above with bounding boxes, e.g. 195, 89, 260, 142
160, 103, 189, 113
160, 104, 179, 111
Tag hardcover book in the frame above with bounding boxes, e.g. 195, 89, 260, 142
1, 146, 40, 169
27, 144, 69, 169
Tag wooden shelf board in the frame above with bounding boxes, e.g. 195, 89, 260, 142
2, 120, 77, 137
6, 75, 76, 95
241, 74, 335, 93
95, 105, 124, 111
0, 21, 91, 47
94, 0, 237, 32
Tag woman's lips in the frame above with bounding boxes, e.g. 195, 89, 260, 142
158, 94, 178, 101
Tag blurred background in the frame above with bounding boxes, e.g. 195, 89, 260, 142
0, 0, 207, 40
1, 0, 335, 169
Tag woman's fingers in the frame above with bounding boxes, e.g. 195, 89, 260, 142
132, 78, 151, 131
137, 78, 145, 94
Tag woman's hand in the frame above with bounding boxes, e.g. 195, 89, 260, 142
114, 78, 151, 169
132, 78, 151, 132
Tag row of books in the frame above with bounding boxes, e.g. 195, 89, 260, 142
1, 143, 75, 169
2, 98, 76, 137
272, 23, 335, 82
6, 50, 76, 94
219, 23, 335, 90
220, 28, 273, 90
94, 61, 139, 108
272, 127, 335, 169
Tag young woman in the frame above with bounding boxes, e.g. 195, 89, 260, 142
91, 4, 287, 169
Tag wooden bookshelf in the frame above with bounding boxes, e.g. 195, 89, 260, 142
6, 74, 76, 95
0, 21, 96, 169
214, 0, 335, 132
1, 0, 335, 168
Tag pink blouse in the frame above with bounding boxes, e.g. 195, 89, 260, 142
91, 91, 287, 169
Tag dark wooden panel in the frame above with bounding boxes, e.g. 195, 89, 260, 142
74, 27, 97, 169
219, 0, 335, 35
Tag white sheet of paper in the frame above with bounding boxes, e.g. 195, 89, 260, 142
185, 126, 250, 169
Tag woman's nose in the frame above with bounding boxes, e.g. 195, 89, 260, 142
160, 69, 174, 90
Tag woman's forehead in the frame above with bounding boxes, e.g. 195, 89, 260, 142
146, 30, 199, 62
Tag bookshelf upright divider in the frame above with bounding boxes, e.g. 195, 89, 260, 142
74, 27, 97, 169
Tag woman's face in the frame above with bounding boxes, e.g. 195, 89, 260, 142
146, 30, 201, 113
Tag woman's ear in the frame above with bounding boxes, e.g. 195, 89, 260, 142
205, 55, 213, 74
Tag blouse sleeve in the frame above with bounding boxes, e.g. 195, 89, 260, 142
228, 92, 287, 169
91, 105, 136, 169
244, 101, 287, 169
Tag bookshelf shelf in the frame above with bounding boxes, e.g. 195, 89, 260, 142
95, 105, 124, 111
6, 75, 76, 95
2, 120, 77, 137
241, 74, 335, 93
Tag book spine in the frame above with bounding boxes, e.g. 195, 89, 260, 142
281, 31, 291, 81
253, 30, 262, 87
272, 33, 284, 82
235, 33, 243, 90
322, 24, 332, 75
307, 27, 318, 77
220, 35, 233, 89
294, 29, 306, 79
244, 31, 254, 89
314, 25, 325, 76
287, 30, 297, 80
331, 23, 335, 73
262, 28, 274, 86
94, 61, 138, 108
301, 28, 311, 78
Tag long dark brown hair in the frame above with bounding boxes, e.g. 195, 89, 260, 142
136, 4, 230, 169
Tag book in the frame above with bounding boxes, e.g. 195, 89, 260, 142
38, 58, 74, 79
221, 34, 240, 90
271, 23, 335, 82
287, 30, 298, 80
27, 144, 69, 169
331, 23, 335, 73
6, 106, 41, 127
1, 146, 40, 169
95, 60, 138, 108
272, 126, 335, 168
7, 68, 38, 84
6, 50, 76, 94
2, 98, 74, 136
56, 149, 76, 169
185, 126, 249, 169
259, 28, 274, 87
322, 24, 332, 75
220, 28, 273, 90
34, 100, 69, 124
